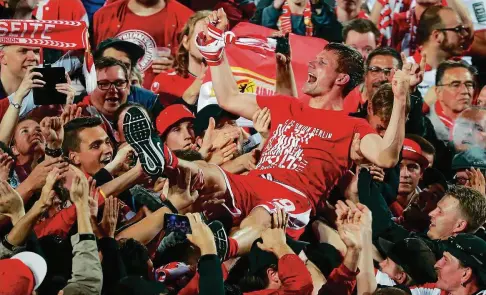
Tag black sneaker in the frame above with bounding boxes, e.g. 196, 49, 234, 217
208, 220, 229, 262
123, 106, 165, 177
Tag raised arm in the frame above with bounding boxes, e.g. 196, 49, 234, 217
360, 68, 410, 168
198, 9, 259, 120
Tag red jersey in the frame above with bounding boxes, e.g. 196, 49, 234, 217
34, 0, 88, 25
250, 95, 376, 212
151, 69, 195, 107
93, 0, 193, 89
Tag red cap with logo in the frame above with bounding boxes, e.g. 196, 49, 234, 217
155, 104, 195, 136
402, 138, 429, 169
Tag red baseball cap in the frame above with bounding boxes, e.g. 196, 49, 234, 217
402, 138, 429, 169
155, 104, 195, 136
0, 252, 47, 294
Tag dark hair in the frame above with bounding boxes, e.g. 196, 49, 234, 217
416, 6, 452, 45
95, 56, 129, 81
406, 134, 436, 156
238, 265, 277, 293
173, 149, 204, 161
324, 42, 365, 97
435, 60, 477, 86
174, 11, 212, 78
62, 117, 103, 154
366, 47, 403, 71
447, 185, 486, 233
94, 44, 136, 70
118, 238, 150, 279
370, 83, 411, 122
342, 18, 380, 43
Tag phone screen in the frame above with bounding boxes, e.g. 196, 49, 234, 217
163, 214, 192, 234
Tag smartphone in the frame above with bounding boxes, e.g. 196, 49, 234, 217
273, 34, 290, 55
164, 213, 192, 234
32, 67, 67, 105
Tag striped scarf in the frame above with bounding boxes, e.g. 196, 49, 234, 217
278, 0, 313, 36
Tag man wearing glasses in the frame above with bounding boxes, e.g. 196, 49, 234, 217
78, 57, 131, 142
408, 6, 473, 100
343, 47, 403, 114
427, 60, 477, 144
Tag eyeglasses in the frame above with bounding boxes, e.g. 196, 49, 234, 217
97, 80, 128, 91
367, 66, 395, 77
436, 81, 475, 90
437, 25, 468, 35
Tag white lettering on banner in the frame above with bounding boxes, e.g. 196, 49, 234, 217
270, 199, 296, 212
0, 21, 56, 39
258, 119, 332, 172
116, 30, 156, 72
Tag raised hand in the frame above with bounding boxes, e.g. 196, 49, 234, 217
401, 52, 425, 89
104, 145, 135, 175
70, 172, 89, 206
257, 209, 291, 257
370, 165, 385, 182
0, 153, 14, 182
100, 196, 120, 238
39, 167, 63, 211
25, 157, 69, 191
335, 200, 363, 250
466, 168, 486, 196
182, 65, 207, 104
0, 180, 24, 219
252, 108, 271, 140
205, 8, 229, 37
40, 116, 64, 149
87, 178, 99, 218
207, 142, 238, 166
167, 167, 200, 211
13, 68, 45, 104
56, 73, 76, 105
392, 68, 411, 102
186, 212, 217, 255
61, 104, 83, 125
273, 0, 286, 9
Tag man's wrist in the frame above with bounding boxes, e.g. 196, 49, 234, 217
200, 244, 218, 256
272, 244, 294, 258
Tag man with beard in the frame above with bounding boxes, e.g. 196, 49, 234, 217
427, 61, 476, 144
93, 0, 193, 89
343, 47, 403, 114
409, 6, 472, 99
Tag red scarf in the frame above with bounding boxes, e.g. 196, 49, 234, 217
435, 101, 454, 130
278, 0, 313, 36
0, 19, 88, 50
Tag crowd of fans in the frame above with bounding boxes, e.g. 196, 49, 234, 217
1, 0, 486, 294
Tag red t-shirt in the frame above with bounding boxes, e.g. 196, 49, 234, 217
33, 0, 88, 24
151, 69, 195, 107
249, 95, 376, 212
113, 1, 192, 89
343, 86, 365, 114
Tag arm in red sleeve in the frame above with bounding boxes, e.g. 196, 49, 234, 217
0, 98, 9, 119
34, 205, 77, 239
318, 263, 359, 295
275, 254, 313, 295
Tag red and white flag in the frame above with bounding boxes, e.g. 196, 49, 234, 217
197, 22, 328, 126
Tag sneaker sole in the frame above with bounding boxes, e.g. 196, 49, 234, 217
123, 106, 165, 177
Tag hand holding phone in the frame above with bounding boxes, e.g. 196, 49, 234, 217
32, 67, 68, 105
164, 213, 192, 234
